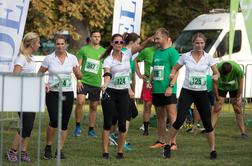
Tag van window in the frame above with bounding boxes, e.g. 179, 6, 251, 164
214, 30, 241, 58
173, 30, 222, 54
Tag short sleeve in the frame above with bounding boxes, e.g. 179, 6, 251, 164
76, 47, 84, 60
103, 56, 111, 69
41, 56, 50, 68
208, 55, 217, 67
72, 55, 79, 67
170, 48, 179, 67
178, 54, 185, 65
137, 49, 146, 62
14, 55, 26, 67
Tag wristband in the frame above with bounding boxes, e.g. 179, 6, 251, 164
169, 83, 174, 88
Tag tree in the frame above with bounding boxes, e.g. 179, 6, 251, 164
26, 0, 113, 46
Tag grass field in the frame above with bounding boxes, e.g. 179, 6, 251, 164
1, 104, 252, 166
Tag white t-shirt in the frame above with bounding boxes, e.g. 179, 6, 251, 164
178, 51, 216, 91
103, 49, 132, 90
41, 51, 78, 92
14, 54, 36, 73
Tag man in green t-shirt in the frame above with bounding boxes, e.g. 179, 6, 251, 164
212, 61, 248, 139
74, 30, 105, 137
135, 46, 155, 135
149, 28, 179, 150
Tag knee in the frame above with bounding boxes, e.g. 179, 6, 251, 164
49, 121, 58, 128
90, 104, 97, 112
118, 123, 126, 133
103, 124, 111, 131
76, 98, 85, 106
205, 126, 214, 133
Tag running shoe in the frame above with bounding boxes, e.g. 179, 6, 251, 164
73, 126, 81, 137
163, 144, 171, 158
116, 153, 124, 159
109, 133, 118, 146
102, 153, 109, 159
170, 143, 178, 151
43, 146, 52, 160
149, 141, 165, 148
88, 130, 97, 137
139, 124, 144, 131
6, 149, 18, 163
124, 142, 132, 151
210, 150, 217, 160
21, 151, 31, 162
55, 150, 66, 159
241, 133, 249, 139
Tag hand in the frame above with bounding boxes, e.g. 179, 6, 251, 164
77, 81, 84, 92
45, 83, 50, 93
128, 88, 135, 99
165, 87, 172, 97
146, 82, 152, 89
141, 74, 147, 80
212, 74, 218, 81
215, 95, 221, 101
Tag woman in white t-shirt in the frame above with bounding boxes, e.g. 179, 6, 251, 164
38, 35, 82, 160
163, 33, 220, 160
6, 32, 40, 163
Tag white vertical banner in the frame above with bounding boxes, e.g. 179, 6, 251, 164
112, 0, 143, 35
0, 0, 30, 72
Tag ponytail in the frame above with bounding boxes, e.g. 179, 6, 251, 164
100, 45, 113, 60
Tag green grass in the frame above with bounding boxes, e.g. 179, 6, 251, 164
1, 104, 252, 166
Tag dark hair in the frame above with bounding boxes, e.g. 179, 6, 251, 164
192, 33, 206, 43
54, 34, 66, 44
100, 33, 123, 60
221, 62, 232, 75
123, 32, 140, 45
91, 30, 101, 36
86, 37, 91, 44
156, 28, 170, 37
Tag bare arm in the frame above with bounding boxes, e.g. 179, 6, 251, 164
211, 64, 220, 99
169, 63, 183, 80
134, 58, 145, 79
101, 67, 111, 91
38, 66, 48, 73
131, 36, 154, 55
237, 78, 244, 98
73, 66, 83, 80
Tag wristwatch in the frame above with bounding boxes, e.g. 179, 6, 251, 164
169, 83, 174, 88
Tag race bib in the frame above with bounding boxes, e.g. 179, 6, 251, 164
52, 74, 72, 91
189, 73, 206, 90
153, 66, 164, 81
84, 58, 100, 74
113, 72, 129, 88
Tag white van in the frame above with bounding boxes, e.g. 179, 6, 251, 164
173, 9, 252, 98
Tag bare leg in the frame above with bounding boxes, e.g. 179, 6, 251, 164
212, 97, 225, 128
166, 104, 177, 144
143, 101, 152, 122
89, 101, 99, 128
102, 130, 110, 153
117, 132, 126, 153
75, 94, 86, 124
156, 106, 166, 143
231, 98, 246, 134
46, 126, 57, 145
206, 131, 216, 151
60, 130, 68, 149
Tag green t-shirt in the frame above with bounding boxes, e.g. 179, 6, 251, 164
217, 61, 244, 91
77, 45, 105, 87
152, 47, 179, 94
206, 74, 213, 92
137, 46, 155, 77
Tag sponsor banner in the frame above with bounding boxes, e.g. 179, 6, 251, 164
0, 0, 30, 71
112, 0, 143, 35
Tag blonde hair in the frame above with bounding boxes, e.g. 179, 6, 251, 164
19, 32, 39, 63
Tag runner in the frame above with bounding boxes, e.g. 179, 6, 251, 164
149, 28, 179, 150
135, 46, 155, 136
164, 32, 219, 160
73, 30, 105, 137
212, 60, 248, 139
39, 34, 82, 159
6, 32, 40, 163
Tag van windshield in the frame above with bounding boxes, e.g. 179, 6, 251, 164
173, 30, 222, 54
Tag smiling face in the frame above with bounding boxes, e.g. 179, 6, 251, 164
31, 38, 40, 52
55, 38, 66, 53
193, 37, 205, 52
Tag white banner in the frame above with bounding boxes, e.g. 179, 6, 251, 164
112, 0, 143, 35
0, 0, 30, 72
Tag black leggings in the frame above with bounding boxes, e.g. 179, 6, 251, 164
173, 88, 213, 133
18, 112, 35, 138
46, 91, 74, 130
101, 88, 129, 133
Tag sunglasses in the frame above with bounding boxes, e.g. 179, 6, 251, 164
112, 40, 124, 44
